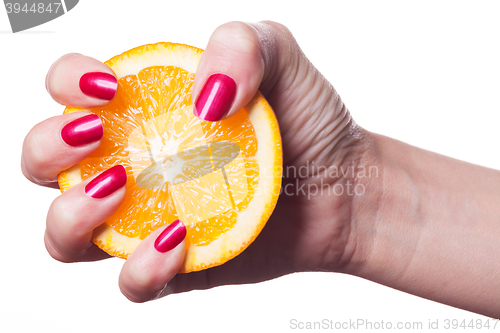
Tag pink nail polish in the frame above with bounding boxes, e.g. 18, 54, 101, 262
79, 72, 117, 100
61, 114, 103, 147
194, 74, 236, 121
154, 220, 186, 253
85, 165, 127, 199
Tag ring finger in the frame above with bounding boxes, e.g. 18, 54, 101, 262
44, 165, 127, 262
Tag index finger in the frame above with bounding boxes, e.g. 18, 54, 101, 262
46, 53, 117, 108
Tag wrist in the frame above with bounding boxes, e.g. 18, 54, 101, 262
339, 132, 424, 278
335, 130, 386, 275
298, 126, 389, 274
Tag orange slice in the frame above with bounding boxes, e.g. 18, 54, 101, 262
57, 43, 282, 273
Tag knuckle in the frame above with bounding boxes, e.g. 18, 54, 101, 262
24, 136, 46, 170
121, 263, 165, 303
48, 195, 81, 237
46, 53, 78, 100
44, 232, 72, 263
22, 122, 57, 174
212, 21, 260, 56
20, 155, 33, 183
21, 140, 51, 186
256, 20, 298, 50
259, 20, 294, 39
48, 193, 67, 219
46, 197, 91, 263
256, 20, 299, 55
46, 57, 64, 99
129, 266, 154, 291
121, 289, 151, 303
120, 274, 152, 303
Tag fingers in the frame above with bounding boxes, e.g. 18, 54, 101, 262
192, 21, 299, 121
45, 165, 127, 262
23, 53, 117, 187
46, 53, 117, 108
119, 220, 186, 303
21, 112, 103, 187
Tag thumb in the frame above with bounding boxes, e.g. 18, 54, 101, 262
192, 21, 296, 121
118, 220, 186, 303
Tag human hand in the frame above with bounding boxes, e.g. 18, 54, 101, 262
21, 21, 367, 302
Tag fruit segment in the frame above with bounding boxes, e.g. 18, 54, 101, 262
80, 65, 258, 245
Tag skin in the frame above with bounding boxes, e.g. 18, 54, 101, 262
21, 21, 500, 317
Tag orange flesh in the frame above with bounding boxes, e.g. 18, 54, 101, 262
79, 66, 258, 247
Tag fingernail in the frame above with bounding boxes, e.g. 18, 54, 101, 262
154, 220, 186, 253
85, 165, 127, 199
194, 73, 236, 121
61, 114, 103, 147
79, 72, 117, 100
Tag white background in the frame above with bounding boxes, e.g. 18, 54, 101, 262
1, 1, 500, 332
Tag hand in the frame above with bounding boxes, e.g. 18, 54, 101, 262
21, 21, 367, 302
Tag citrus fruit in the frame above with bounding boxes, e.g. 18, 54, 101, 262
57, 42, 282, 273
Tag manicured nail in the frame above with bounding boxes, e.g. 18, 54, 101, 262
61, 114, 103, 147
79, 72, 117, 100
154, 220, 186, 253
85, 165, 127, 199
194, 73, 236, 121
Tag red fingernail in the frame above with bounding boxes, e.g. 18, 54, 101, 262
194, 74, 236, 121
61, 114, 103, 147
85, 165, 127, 199
154, 220, 186, 253
79, 72, 117, 100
